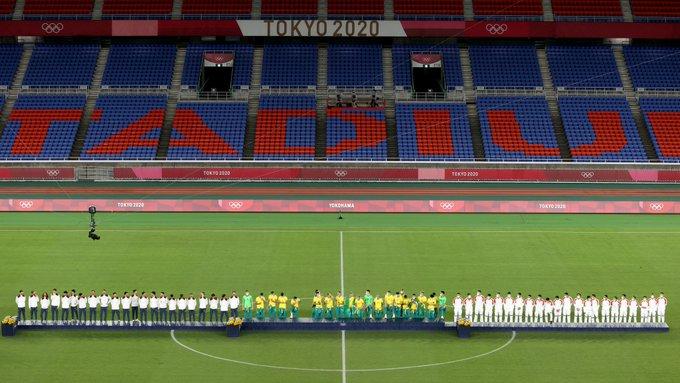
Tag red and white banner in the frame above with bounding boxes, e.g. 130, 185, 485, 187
0, 168, 75, 180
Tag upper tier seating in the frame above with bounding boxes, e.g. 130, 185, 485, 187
473, 0, 543, 18
392, 44, 463, 91
624, 46, 680, 90
396, 103, 474, 161
393, 0, 464, 19
261, 0, 317, 16
547, 45, 622, 89
182, 43, 253, 89
0, 94, 85, 160
81, 94, 167, 159
328, 0, 384, 16
0, 0, 14, 18
558, 97, 647, 162
261, 44, 317, 88
102, 44, 176, 88
551, 0, 622, 20
0, 44, 22, 88
23, 0, 93, 16
254, 94, 316, 160
102, 0, 173, 18
469, 44, 543, 88
326, 108, 387, 160
638, 98, 680, 162
328, 44, 383, 88
181, 0, 252, 18
23, 44, 99, 88
477, 97, 560, 161
168, 102, 247, 160
631, 0, 680, 19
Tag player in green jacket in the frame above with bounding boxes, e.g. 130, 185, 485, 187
242, 291, 253, 321
438, 291, 448, 321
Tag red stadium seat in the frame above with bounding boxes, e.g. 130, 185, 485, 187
23, 0, 93, 15
551, 0, 622, 18
474, 0, 543, 17
393, 0, 464, 17
181, 0, 252, 16
261, 0, 317, 15
102, 0, 173, 16
328, 0, 383, 16
631, 0, 680, 18
0, 0, 15, 15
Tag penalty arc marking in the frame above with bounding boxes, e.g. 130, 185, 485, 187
170, 330, 516, 372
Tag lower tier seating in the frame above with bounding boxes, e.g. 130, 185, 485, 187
326, 108, 387, 160
638, 98, 680, 162
254, 95, 316, 160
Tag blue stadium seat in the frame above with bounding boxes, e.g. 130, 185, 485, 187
638, 98, 680, 162
0, 45, 22, 88
261, 44, 317, 87
392, 44, 463, 91
469, 45, 543, 88
326, 108, 387, 160
182, 43, 253, 89
547, 45, 622, 89
328, 44, 383, 88
102, 44, 176, 88
624, 46, 680, 90
23, 44, 99, 88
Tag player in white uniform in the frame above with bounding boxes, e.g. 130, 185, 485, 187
493, 293, 503, 323
601, 295, 611, 323
584, 297, 593, 323
591, 295, 600, 323
619, 295, 628, 323
503, 293, 514, 322
648, 295, 657, 323
474, 291, 484, 322
524, 295, 534, 323
453, 293, 463, 321
484, 294, 493, 322
629, 296, 638, 323
657, 293, 667, 323
640, 297, 649, 323
553, 296, 563, 323
562, 293, 573, 323
464, 294, 474, 321
514, 294, 524, 323
574, 294, 584, 323
544, 298, 553, 323
611, 297, 620, 323
535, 295, 544, 323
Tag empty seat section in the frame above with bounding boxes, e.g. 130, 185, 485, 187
396, 103, 474, 160
631, 0, 680, 19
182, 43, 253, 89
102, 0, 173, 17
254, 95, 316, 160
477, 97, 560, 161
551, 0, 622, 19
638, 98, 680, 162
80, 94, 167, 159
261, 44, 317, 88
469, 45, 543, 88
0, 94, 85, 160
181, 0, 252, 17
0, 45, 22, 88
326, 108, 387, 160
547, 45, 622, 89
624, 46, 680, 90
558, 97, 647, 162
393, 0, 463, 19
0, 0, 14, 17
328, 0, 383, 16
23, 0, 93, 16
168, 102, 247, 160
23, 44, 99, 88
261, 0, 317, 16
102, 44, 176, 88
328, 44, 383, 88
473, 0, 543, 18
392, 44, 463, 91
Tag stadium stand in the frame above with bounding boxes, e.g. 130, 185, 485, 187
0, 44, 22, 89
551, 0, 623, 20
473, 0, 543, 19
477, 97, 560, 161
547, 45, 622, 89
468, 45, 543, 88
392, 44, 463, 91
168, 102, 247, 160
182, 43, 253, 89
80, 94, 167, 159
261, 44, 317, 88
326, 108, 387, 160
328, 44, 383, 88
23, 44, 99, 88
254, 94, 316, 160
623, 46, 680, 90
102, 44, 176, 88
638, 98, 680, 162
558, 97, 647, 162
0, 94, 85, 160
396, 103, 474, 161
0, 0, 14, 18
393, 0, 464, 19
102, 0, 173, 18
181, 0, 252, 18
22, 0, 93, 17
631, 0, 680, 20
261, 0, 317, 17
327, 0, 384, 17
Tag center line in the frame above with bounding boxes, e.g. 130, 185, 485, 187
340, 231, 347, 383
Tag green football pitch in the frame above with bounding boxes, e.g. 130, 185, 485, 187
1, 212, 678, 382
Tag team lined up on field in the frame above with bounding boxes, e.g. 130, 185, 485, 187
13, 289, 668, 325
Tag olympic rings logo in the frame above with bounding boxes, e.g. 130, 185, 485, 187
649, 203, 664, 211
440, 202, 455, 210
581, 172, 595, 179
46, 169, 60, 177
19, 201, 34, 209
485, 24, 508, 35
335, 170, 348, 177
41, 23, 64, 34
228, 201, 243, 209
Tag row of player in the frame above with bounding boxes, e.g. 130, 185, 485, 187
13, 289, 668, 325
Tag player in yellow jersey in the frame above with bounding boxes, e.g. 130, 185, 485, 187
409, 294, 418, 320
394, 291, 404, 319
255, 293, 265, 320
427, 293, 437, 321
335, 291, 345, 320
348, 292, 356, 319
355, 296, 365, 320
324, 293, 334, 320
312, 291, 323, 320
417, 292, 428, 319
384, 291, 395, 320
267, 291, 278, 320
290, 296, 300, 320
374, 295, 384, 320
277, 292, 288, 320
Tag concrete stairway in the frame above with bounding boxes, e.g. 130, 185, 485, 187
156, 46, 186, 159
382, 46, 399, 160
252, 0, 261, 19
172, 0, 184, 20
242, 46, 264, 160
70, 45, 109, 159
459, 45, 485, 161
318, 0, 327, 19
92, 0, 105, 20
316, 44, 328, 159
384, 0, 394, 20
12, 0, 24, 20
612, 45, 659, 161
620, 0, 634, 22
0, 44, 32, 139
536, 45, 572, 160
542, 0, 554, 21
